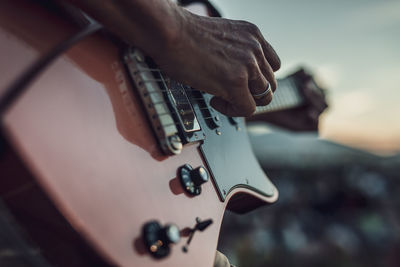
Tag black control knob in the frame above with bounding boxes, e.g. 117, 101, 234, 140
142, 221, 181, 259
179, 164, 209, 196
190, 166, 209, 186
160, 224, 181, 245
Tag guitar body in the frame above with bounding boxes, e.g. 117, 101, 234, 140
0, 1, 277, 266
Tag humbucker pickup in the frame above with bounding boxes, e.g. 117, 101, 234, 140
123, 47, 205, 155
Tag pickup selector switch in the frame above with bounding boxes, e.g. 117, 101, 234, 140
179, 164, 209, 196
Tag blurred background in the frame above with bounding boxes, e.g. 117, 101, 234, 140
211, 0, 400, 266
212, 0, 400, 154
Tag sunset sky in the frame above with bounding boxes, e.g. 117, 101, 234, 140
211, 0, 400, 154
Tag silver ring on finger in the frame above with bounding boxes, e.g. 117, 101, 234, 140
251, 83, 272, 99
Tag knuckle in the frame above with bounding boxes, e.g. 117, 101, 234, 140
237, 20, 252, 28
252, 44, 263, 57
251, 75, 267, 90
256, 94, 273, 107
238, 20, 260, 36
244, 21, 259, 34
229, 67, 247, 87
249, 38, 262, 53
266, 93, 273, 104
244, 56, 257, 71
270, 78, 278, 92
244, 104, 256, 117
261, 76, 269, 88
274, 57, 282, 71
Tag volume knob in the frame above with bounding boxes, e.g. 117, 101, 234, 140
161, 224, 181, 244
142, 221, 181, 259
179, 164, 209, 196
190, 166, 209, 186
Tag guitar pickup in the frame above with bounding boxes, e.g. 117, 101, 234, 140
163, 79, 201, 133
123, 48, 204, 155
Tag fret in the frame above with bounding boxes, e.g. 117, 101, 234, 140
287, 79, 302, 105
281, 79, 289, 106
255, 77, 305, 115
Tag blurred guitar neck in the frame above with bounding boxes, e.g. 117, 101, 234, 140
255, 76, 305, 115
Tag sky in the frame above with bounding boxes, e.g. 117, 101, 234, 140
211, 0, 400, 154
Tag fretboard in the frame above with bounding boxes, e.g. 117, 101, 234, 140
255, 77, 305, 115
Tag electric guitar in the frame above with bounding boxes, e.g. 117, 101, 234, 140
0, 1, 325, 266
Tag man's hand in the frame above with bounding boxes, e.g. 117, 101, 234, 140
154, 9, 281, 117
68, 0, 281, 117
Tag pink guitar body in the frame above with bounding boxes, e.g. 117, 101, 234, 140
0, 1, 277, 266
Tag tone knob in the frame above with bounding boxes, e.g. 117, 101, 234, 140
160, 224, 181, 244
190, 166, 209, 186
142, 221, 181, 259
179, 164, 210, 196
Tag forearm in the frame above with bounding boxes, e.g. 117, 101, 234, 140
66, 0, 183, 57
60, 0, 281, 117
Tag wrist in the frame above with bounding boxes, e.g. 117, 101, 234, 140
146, 3, 188, 59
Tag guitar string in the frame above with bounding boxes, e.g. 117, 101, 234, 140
153, 110, 216, 122
133, 68, 201, 93
138, 76, 298, 110
148, 101, 217, 122
134, 69, 219, 121
141, 94, 300, 127
132, 68, 304, 117
133, 68, 303, 109
144, 89, 218, 119
126, 62, 308, 126
134, 68, 303, 108
143, 82, 295, 117
144, 82, 299, 112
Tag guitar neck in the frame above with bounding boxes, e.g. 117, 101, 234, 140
255, 77, 305, 115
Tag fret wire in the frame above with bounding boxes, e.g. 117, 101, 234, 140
255, 77, 307, 115
285, 82, 294, 106
290, 79, 304, 105
275, 84, 283, 107
278, 82, 286, 107
286, 80, 296, 104
280, 80, 287, 105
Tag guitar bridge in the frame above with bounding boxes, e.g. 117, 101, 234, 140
123, 48, 204, 155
